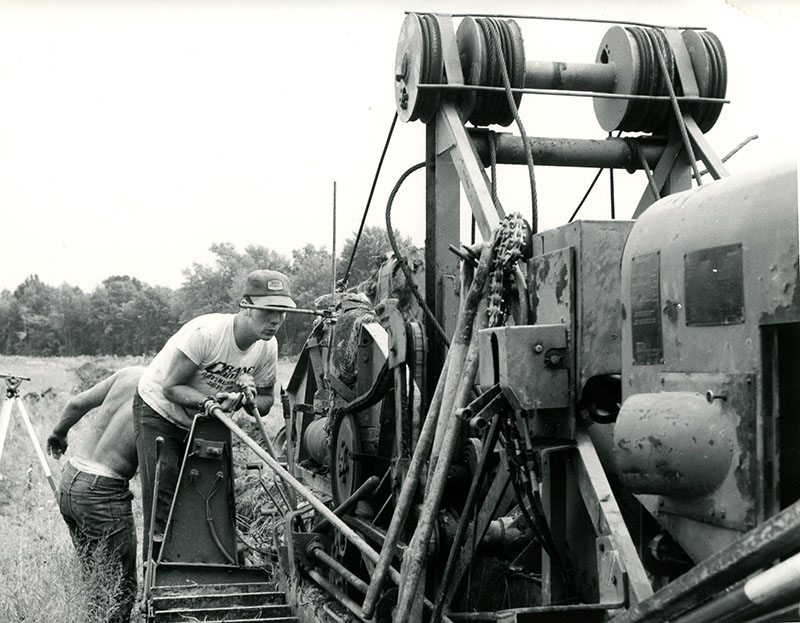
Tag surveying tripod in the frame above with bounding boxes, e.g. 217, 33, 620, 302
0, 373, 57, 496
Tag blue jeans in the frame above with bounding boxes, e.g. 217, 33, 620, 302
133, 390, 188, 561
58, 461, 137, 623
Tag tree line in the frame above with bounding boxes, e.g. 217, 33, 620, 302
0, 226, 415, 357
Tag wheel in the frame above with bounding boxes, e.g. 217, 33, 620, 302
330, 412, 362, 506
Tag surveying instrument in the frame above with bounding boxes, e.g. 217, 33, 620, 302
0, 372, 57, 496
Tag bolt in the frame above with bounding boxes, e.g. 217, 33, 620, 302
719, 510, 726, 519
706, 390, 727, 404
547, 354, 562, 366
534, 343, 544, 354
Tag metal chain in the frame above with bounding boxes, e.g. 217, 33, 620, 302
487, 213, 531, 327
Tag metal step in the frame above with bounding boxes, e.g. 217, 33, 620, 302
151, 581, 296, 623
152, 581, 279, 596
154, 609, 295, 622
153, 590, 286, 610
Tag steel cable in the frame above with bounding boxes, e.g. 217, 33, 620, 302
341, 112, 399, 289
385, 161, 451, 347
485, 19, 538, 233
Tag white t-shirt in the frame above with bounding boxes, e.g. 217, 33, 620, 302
138, 313, 277, 428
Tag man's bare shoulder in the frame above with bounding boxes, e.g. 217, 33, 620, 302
109, 366, 147, 394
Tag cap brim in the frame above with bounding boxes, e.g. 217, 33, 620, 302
249, 295, 297, 309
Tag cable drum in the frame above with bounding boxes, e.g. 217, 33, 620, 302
394, 13, 444, 123
593, 26, 727, 133
456, 17, 526, 127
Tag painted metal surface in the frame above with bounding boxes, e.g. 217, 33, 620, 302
530, 220, 633, 392
477, 324, 569, 410
614, 392, 734, 498
620, 161, 799, 561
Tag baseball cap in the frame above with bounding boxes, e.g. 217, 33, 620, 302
242, 270, 296, 308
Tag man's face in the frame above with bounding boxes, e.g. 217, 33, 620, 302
249, 308, 286, 340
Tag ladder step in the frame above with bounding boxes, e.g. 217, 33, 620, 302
159, 619, 297, 623
152, 581, 279, 596
152, 590, 286, 610
154, 604, 292, 622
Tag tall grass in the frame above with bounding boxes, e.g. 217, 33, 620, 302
0, 357, 147, 622
0, 354, 297, 623
0, 393, 133, 622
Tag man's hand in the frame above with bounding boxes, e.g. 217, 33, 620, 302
213, 391, 244, 413
236, 374, 257, 408
47, 433, 68, 459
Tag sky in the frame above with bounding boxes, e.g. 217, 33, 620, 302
0, 0, 797, 292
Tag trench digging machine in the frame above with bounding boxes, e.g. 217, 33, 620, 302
142, 11, 800, 623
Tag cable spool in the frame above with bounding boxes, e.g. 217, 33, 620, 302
682, 30, 727, 132
593, 26, 727, 134
456, 17, 526, 127
394, 13, 444, 123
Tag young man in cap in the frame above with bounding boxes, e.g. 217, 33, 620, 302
133, 269, 295, 559
47, 366, 145, 623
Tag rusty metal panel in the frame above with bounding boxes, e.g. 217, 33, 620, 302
630, 251, 663, 365
478, 324, 569, 410
684, 243, 745, 326
531, 246, 574, 328
529, 220, 632, 391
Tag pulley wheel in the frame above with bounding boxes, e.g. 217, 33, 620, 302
456, 16, 486, 123
593, 26, 640, 131
681, 29, 713, 128
456, 17, 525, 127
699, 31, 726, 132
394, 13, 443, 123
330, 412, 362, 506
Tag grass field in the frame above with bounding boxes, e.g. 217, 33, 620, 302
0, 354, 297, 623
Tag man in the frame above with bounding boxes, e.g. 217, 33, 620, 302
47, 366, 144, 623
134, 269, 295, 559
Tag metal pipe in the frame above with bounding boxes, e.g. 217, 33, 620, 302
470, 133, 664, 170
396, 329, 484, 621
313, 475, 380, 532
432, 412, 502, 622
429, 241, 494, 478
238, 302, 330, 317
210, 407, 387, 574
250, 402, 293, 510
281, 388, 298, 509
361, 354, 451, 616
525, 60, 616, 93
308, 568, 369, 622
143, 436, 164, 612
311, 543, 370, 594
672, 551, 800, 623
610, 498, 800, 623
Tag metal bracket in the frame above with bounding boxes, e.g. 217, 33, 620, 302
192, 438, 225, 460
478, 324, 570, 410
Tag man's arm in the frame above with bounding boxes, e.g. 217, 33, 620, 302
47, 373, 117, 459
161, 350, 206, 410
255, 384, 275, 415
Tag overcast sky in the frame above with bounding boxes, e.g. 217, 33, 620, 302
0, 0, 797, 292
